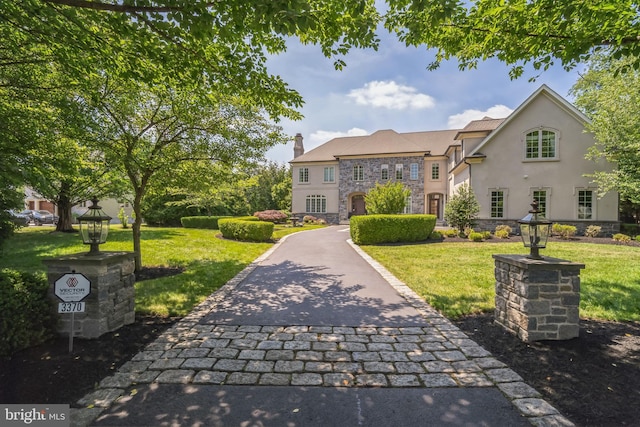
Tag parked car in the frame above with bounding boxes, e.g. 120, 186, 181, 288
6, 210, 30, 226
29, 209, 59, 226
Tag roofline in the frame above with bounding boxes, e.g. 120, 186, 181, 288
468, 84, 590, 156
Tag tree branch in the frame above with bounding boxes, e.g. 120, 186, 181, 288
42, 0, 216, 14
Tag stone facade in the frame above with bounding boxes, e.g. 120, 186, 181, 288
44, 252, 136, 339
338, 156, 425, 222
493, 254, 584, 342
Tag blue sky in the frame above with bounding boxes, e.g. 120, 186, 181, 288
264, 30, 584, 164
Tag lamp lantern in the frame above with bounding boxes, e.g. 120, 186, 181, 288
518, 200, 552, 260
77, 198, 112, 255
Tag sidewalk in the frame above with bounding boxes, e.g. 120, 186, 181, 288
72, 226, 574, 426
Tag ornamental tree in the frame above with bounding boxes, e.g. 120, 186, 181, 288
365, 181, 411, 214
444, 183, 480, 233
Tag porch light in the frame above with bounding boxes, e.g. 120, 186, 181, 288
518, 200, 552, 260
77, 198, 112, 255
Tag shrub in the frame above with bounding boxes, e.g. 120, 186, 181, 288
254, 210, 289, 223
350, 214, 436, 245
621, 223, 640, 236
181, 216, 231, 229
482, 231, 492, 240
636, 235, 640, 242
585, 225, 602, 238
303, 215, 318, 223
443, 183, 480, 233
442, 228, 459, 238
495, 224, 512, 234
218, 217, 273, 242
552, 223, 577, 239
468, 232, 484, 242
0, 269, 55, 357
365, 182, 411, 214
429, 230, 443, 240
463, 227, 474, 237
495, 229, 510, 239
613, 233, 631, 243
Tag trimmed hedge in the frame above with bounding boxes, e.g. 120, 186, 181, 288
219, 217, 273, 242
181, 216, 232, 229
0, 269, 55, 357
350, 214, 436, 245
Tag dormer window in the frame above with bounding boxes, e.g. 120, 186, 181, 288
525, 129, 557, 160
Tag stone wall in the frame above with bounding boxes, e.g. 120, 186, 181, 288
44, 252, 136, 339
338, 156, 425, 222
493, 254, 584, 342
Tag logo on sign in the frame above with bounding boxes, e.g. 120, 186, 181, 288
66, 277, 78, 288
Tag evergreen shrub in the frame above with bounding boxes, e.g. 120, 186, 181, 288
552, 224, 577, 239
613, 233, 631, 243
0, 269, 54, 356
181, 216, 232, 229
350, 214, 436, 245
468, 232, 484, 242
219, 217, 273, 242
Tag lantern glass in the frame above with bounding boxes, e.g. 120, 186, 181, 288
77, 199, 112, 254
518, 200, 552, 259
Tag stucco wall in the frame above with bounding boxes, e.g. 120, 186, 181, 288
291, 162, 340, 216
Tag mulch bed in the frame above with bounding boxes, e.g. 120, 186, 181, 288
1, 242, 639, 426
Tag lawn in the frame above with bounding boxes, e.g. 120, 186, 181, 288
360, 240, 640, 321
0, 224, 323, 317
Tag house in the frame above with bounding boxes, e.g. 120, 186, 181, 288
290, 85, 619, 235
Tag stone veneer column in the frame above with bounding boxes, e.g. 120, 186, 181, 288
492, 254, 584, 342
44, 252, 136, 339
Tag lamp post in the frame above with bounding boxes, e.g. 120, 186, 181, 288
518, 200, 552, 260
77, 198, 112, 255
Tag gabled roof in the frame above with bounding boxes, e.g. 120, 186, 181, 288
454, 117, 505, 139
468, 84, 590, 156
290, 129, 460, 163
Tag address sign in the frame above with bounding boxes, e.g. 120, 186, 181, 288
54, 273, 91, 302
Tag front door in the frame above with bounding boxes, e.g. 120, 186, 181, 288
352, 195, 366, 216
429, 195, 441, 219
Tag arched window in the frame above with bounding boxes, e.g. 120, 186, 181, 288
306, 195, 326, 213
525, 129, 557, 160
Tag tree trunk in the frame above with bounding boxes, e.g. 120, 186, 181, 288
55, 183, 77, 233
132, 194, 143, 273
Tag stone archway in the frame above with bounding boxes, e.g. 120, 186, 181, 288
350, 193, 366, 217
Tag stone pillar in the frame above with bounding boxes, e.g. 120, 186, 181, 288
493, 254, 584, 342
44, 252, 136, 339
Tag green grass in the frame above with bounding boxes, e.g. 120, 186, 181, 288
361, 240, 640, 322
0, 224, 324, 317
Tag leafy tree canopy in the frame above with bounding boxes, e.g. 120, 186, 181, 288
365, 181, 410, 214
384, 0, 640, 79
444, 183, 479, 232
572, 54, 640, 204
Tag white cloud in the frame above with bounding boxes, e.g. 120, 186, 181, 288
309, 128, 369, 146
347, 81, 436, 110
447, 105, 514, 129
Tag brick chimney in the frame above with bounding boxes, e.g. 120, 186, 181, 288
294, 133, 304, 158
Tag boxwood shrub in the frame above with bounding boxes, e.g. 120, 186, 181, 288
180, 216, 232, 229
218, 217, 273, 242
350, 214, 436, 245
0, 269, 55, 356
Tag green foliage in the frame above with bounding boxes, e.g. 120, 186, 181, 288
350, 214, 436, 245
572, 54, 640, 204
481, 231, 492, 240
385, 1, 640, 80
118, 208, 129, 229
636, 235, 640, 242
429, 230, 443, 240
495, 229, 510, 239
364, 182, 411, 214
552, 224, 578, 239
181, 216, 232, 230
0, 269, 54, 356
613, 233, 631, 243
585, 225, 602, 238
441, 228, 459, 238
219, 218, 274, 242
621, 223, 640, 236
468, 232, 484, 242
444, 184, 480, 233
142, 192, 203, 227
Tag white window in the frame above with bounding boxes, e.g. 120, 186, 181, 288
353, 165, 364, 181
533, 190, 548, 218
403, 194, 412, 214
323, 166, 335, 183
299, 167, 309, 183
525, 129, 557, 160
410, 163, 419, 180
395, 164, 403, 180
306, 194, 326, 213
431, 163, 440, 180
577, 190, 594, 220
490, 190, 505, 218
381, 164, 389, 180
